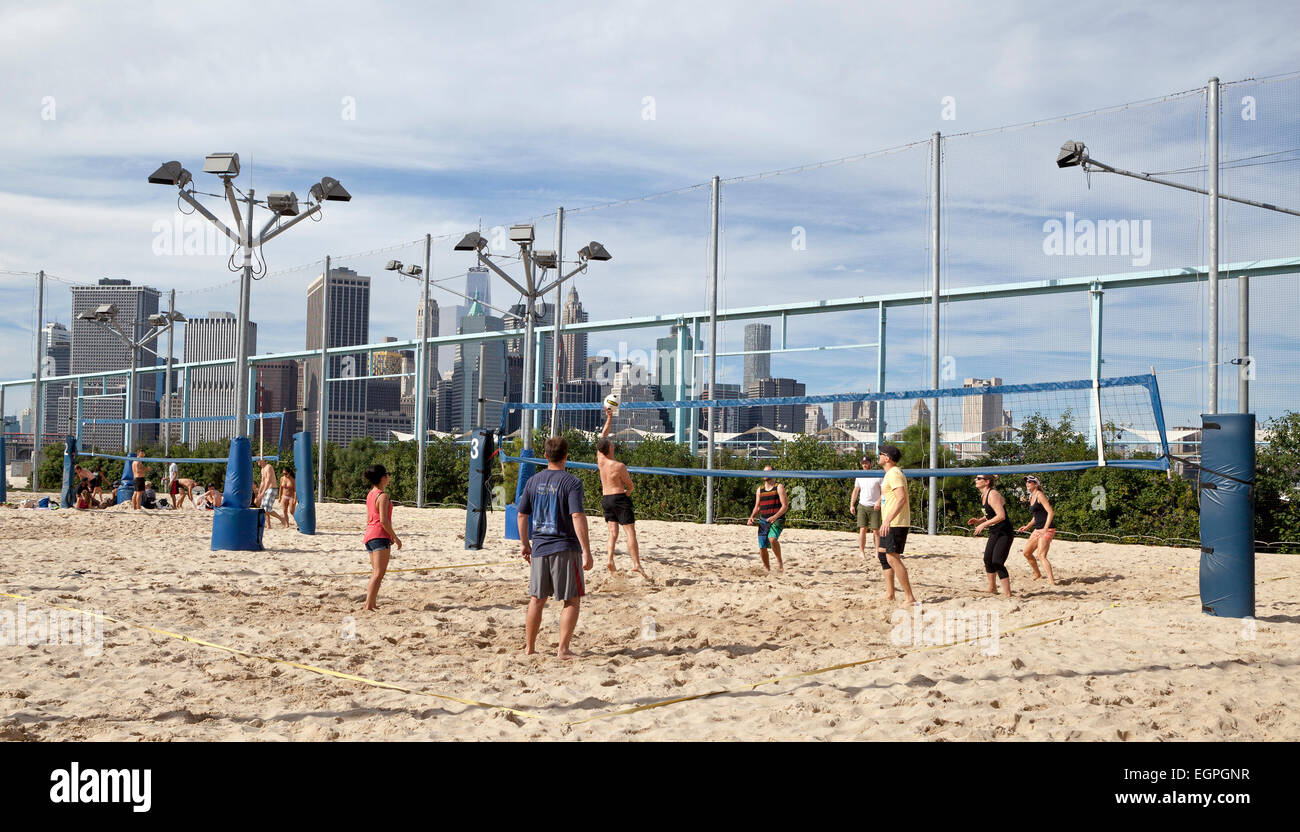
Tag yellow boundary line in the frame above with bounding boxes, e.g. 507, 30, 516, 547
334, 560, 515, 576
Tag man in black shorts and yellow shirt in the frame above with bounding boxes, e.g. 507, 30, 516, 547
597, 406, 650, 579
877, 444, 918, 606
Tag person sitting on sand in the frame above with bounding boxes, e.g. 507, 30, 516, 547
968, 474, 1014, 598
88, 466, 104, 504
596, 405, 648, 579
75, 486, 92, 510
517, 435, 593, 660
277, 468, 297, 529
142, 480, 158, 510
747, 466, 789, 572
202, 483, 222, 510
1017, 475, 1058, 585
361, 464, 401, 612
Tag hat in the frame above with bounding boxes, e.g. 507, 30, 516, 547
1025, 475, 1040, 484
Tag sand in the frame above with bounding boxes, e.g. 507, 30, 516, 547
1, 498, 1297, 741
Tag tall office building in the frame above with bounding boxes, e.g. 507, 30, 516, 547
907, 399, 931, 429
559, 286, 588, 382
961, 377, 1007, 441
42, 322, 70, 438
69, 278, 161, 450
610, 363, 666, 433
304, 267, 370, 445
454, 266, 492, 332
832, 396, 877, 434
744, 377, 806, 433
743, 323, 772, 393
369, 337, 403, 413
254, 360, 299, 449
415, 297, 439, 389
699, 382, 743, 433
183, 312, 257, 444
655, 323, 695, 435
504, 299, 554, 385
452, 299, 505, 432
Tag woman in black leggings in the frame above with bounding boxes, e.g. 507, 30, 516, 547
968, 474, 1014, 597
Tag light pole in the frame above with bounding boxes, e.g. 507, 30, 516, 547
1056, 136, 1299, 415
76, 304, 186, 449
385, 258, 428, 507
453, 228, 611, 451
147, 154, 350, 439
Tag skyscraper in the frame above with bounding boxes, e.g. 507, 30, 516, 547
369, 337, 403, 413
504, 299, 554, 385
304, 266, 370, 444
962, 377, 1008, 447
42, 322, 70, 438
69, 278, 161, 450
743, 323, 772, 394
454, 266, 492, 332
559, 285, 588, 382
744, 377, 806, 433
415, 297, 439, 389
452, 299, 505, 431
655, 324, 695, 435
254, 360, 299, 449
184, 312, 257, 444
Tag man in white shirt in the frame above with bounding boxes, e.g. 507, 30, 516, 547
167, 461, 180, 510
849, 454, 883, 560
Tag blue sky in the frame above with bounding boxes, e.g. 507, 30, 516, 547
2, 0, 1298, 430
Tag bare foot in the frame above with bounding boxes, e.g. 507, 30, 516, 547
557, 649, 578, 661
522, 647, 537, 655
359, 605, 377, 612
606, 560, 616, 575
633, 567, 651, 580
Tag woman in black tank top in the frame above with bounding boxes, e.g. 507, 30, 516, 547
1016, 476, 1058, 585
968, 474, 1014, 597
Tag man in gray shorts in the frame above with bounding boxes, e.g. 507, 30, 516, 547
517, 435, 594, 660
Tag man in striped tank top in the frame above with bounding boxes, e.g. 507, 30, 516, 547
747, 465, 790, 571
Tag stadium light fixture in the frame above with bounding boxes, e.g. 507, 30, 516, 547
203, 152, 241, 177
533, 250, 558, 270
148, 161, 192, 188
385, 260, 402, 271
454, 232, 486, 252
266, 191, 300, 217
508, 224, 534, 245
310, 176, 352, 203
577, 241, 612, 262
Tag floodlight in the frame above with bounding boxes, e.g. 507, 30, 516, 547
148, 313, 170, 326
148, 161, 192, 188
168, 311, 187, 323
403, 265, 423, 276
454, 232, 486, 252
578, 241, 612, 261
533, 250, 557, 269
310, 176, 351, 202
508, 224, 535, 245
76, 310, 97, 321
94, 304, 118, 318
1056, 141, 1088, 169
203, 152, 241, 177
385, 260, 403, 271
266, 191, 300, 217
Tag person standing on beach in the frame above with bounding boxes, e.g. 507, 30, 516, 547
597, 405, 648, 579
850, 454, 883, 560
1017, 475, 1058, 585
517, 435, 593, 660
877, 444, 917, 605
130, 450, 148, 511
255, 458, 278, 518
747, 466, 789, 571
969, 474, 1014, 597
361, 464, 401, 612
277, 467, 297, 529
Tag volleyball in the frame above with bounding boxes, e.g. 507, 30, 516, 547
603, 392, 620, 415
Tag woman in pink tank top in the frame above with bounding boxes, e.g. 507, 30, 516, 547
362, 464, 401, 611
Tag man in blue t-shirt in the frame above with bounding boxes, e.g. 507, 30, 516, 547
517, 435, 593, 660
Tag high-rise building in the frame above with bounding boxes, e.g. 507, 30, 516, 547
805, 406, 828, 435
454, 266, 492, 332
304, 267, 370, 445
505, 299, 554, 382
655, 324, 695, 435
559, 286, 588, 382
415, 298, 439, 390
69, 278, 161, 450
538, 379, 603, 433
369, 337, 404, 413
961, 377, 1006, 441
700, 382, 743, 433
744, 378, 806, 433
42, 322, 71, 438
907, 399, 931, 429
743, 323, 772, 394
832, 396, 878, 434
183, 312, 257, 444
433, 371, 455, 433
452, 299, 505, 432
254, 360, 299, 448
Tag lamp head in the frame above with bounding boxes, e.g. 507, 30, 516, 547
148, 161, 192, 188
533, 250, 557, 269
385, 260, 403, 271
508, 224, 534, 245
403, 265, 422, 277
454, 232, 487, 252
266, 191, 300, 217
310, 176, 351, 202
203, 152, 241, 177
578, 241, 612, 262
1056, 141, 1088, 169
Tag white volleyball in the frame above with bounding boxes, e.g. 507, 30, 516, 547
603, 393, 620, 415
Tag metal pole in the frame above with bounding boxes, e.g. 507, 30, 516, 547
164, 289, 175, 453
233, 189, 254, 438
317, 255, 330, 502
477, 342, 487, 429
1090, 282, 1106, 465
75, 378, 83, 446
1208, 78, 1220, 415
32, 270, 44, 492
690, 317, 700, 455
521, 299, 535, 452
876, 301, 886, 451
674, 322, 685, 443
928, 132, 940, 536
416, 233, 430, 507
181, 366, 191, 445
1239, 270, 1249, 413
124, 367, 133, 452
706, 176, 720, 525
550, 207, 564, 436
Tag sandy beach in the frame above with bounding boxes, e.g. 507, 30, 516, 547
1, 500, 1296, 741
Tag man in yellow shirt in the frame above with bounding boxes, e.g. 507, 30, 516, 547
877, 444, 917, 605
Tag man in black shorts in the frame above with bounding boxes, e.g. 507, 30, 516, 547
597, 405, 649, 579
130, 450, 148, 511
877, 444, 917, 606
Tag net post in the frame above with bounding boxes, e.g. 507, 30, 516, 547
876, 302, 886, 451
1207, 77, 1220, 416
317, 255, 330, 503
33, 269, 44, 493
705, 175, 720, 525
927, 132, 940, 536
1090, 281, 1105, 465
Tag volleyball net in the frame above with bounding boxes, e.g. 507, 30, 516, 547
76, 411, 286, 463
498, 373, 1169, 479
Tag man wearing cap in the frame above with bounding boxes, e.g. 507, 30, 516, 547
877, 444, 917, 605
850, 454, 883, 561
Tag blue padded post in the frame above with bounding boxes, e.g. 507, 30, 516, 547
1198, 413, 1255, 618
293, 431, 316, 535
116, 456, 135, 504
0, 431, 7, 503
465, 429, 494, 550
211, 436, 263, 551
61, 436, 76, 508
504, 447, 537, 541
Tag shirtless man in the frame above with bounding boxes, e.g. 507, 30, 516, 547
173, 477, 199, 510
254, 458, 279, 521
130, 450, 148, 511
277, 467, 297, 528
596, 405, 649, 578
